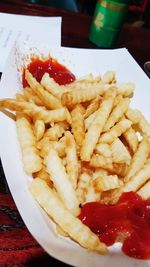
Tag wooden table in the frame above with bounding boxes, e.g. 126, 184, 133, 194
0, 1, 150, 267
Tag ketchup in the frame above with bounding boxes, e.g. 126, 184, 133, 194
22, 57, 75, 88
79, 192, 150, 259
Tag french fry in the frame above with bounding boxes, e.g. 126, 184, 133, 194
33, 165, 53, 188
90, 154, 113, 169
85, 180, 100, 202
65, 131, 78, 189
76, 173, 91, 204
61, 85, 104, 107
101, 71, 116, 84
25, 70, 62, 109
29, 178, 107, 254
44, 147, 80, 216
41, 73, 61, 97
0, 99, 71, 124
104, 97, 130, 131
16, 113, 42, 173
110, 138, 131, 165
137, 112, 150, 137
123, 162, 150, 192
122, 126, 138, 153
39, 137, 66, 158
71, 104, 85, 148
16, 93, 26, 102
137, 180, 150, 199
95, 143, 112, 158
81, 87, 117, 161
34, 119, 45, 141
84, 96, 101, 119
44, 124, 65, 141
93, 174, 120, 192
24, 87, 45, 106
117, 82, 135, 97
84, 110, 97, 130
124, 138, 150, 182
125, 108, 141, 124
99, 118, 132, 144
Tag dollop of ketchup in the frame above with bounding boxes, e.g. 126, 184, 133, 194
79, 192, 150, 259
22, 57, 75, 88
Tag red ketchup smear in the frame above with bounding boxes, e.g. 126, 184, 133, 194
79, 192, 150, 259
22, 57, 75, 88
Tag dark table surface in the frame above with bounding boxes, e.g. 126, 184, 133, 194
0, 1, 150, 267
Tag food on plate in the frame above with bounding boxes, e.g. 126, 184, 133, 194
0, 56, 150, 259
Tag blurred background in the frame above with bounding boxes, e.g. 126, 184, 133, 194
26, 0, 150, 29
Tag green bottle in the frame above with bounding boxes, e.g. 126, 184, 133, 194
89, 0, 130, 48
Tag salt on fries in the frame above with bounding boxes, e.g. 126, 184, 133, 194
1, 67, 150, 255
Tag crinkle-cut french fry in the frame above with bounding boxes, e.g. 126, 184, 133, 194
84, 110, 97, 130
76, 173, 91, 204
0, 98, 71, 124
44, 147, 80, 216
81, 87, 117, 161
90, 154, 113, 169
123, 126, 138, 153
99, 119, 132, 144
41, 73, 64, 98
44, 124, 65, 141
39, 136, 66, 158
92, 168, 108, 179
57, 121, 70, 131
90, 154, 128, 176
124, 138, 150, 183
71, 104, 85, 148
16, 93, 26, 102
113, 94, 122, 108
77, 73, 101, 83
84, 96, 101, 119
29, 178, 107, 254
123, 162, 150, 192
85, 180, 101, 202
95, 143, 112, 158
137, 112, 150, 137
16, 113, 42, 173
93, 174, 120, 192
101, 186, 123, 205
24, 87, 44, 106
65, 131, 78, 189
112, 163, 128, 177
110, 138, 131, 165
61, 85, 104, 107
25, 70, 62, 109
34, 119, 45, 141
0, 98, 33, 111
125, 108, 141, 124
117, 82, 135, 97
101, 71, 116, 84
26, 106, 72, 124
41, 73, 77, 99
33, 166, 53, 188
137, 180, 150, 199
104, 97, 130, 131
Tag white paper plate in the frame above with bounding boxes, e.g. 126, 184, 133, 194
0, 41, 150, 267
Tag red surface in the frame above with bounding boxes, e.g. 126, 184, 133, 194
22, 57, 75, 88
0, 193, 44, 266
79, 192, 150, 259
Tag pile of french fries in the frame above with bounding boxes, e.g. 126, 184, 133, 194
0, 67, 150, 254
